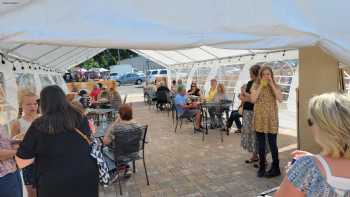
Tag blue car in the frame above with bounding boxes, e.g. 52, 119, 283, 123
116, 73, 145, 85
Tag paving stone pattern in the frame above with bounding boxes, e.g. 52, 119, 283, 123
99, 102, 297, 197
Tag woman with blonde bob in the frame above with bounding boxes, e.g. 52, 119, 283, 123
276, 93, 350, 197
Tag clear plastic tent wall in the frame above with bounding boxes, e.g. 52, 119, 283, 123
163, 50, 298, 110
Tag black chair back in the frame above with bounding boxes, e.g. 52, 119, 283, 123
113, 125, 148, 161
156, 90, 169, 103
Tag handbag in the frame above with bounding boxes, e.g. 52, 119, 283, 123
74, 128, 110, 185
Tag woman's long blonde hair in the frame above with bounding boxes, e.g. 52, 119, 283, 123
309, 93, 350, 159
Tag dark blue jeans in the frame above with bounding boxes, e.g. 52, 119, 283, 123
0, 171, 23, 197
227, 110, 242, 129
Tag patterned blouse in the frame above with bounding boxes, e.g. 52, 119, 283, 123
0, 131, 17, 177
287, 155, 350, 197
252, 84, 279, 133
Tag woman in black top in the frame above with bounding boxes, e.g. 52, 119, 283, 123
187, 82, 201, 97
240, 65, 261, 164
16, 85, 98, 197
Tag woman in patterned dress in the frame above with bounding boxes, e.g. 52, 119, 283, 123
251, 66, 282, 178
240, 64, 261, 164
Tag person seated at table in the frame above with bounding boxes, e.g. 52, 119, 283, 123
176, 79, 185, 93
156, 81, 170, 110
226, 85, 246, 133
275, 93, 350, 196
187, 82, 201, 97
103, 104, 143, 178
108, 86, 122, 111
175, 86, 202, 132
98, 85, 109, 101
76, 89, 91, 108
213, 83, 228, 129
90, 83, 101, 102
206, 79, 219, 129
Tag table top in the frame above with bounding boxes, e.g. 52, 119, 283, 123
86, 108, 116, 115
200, 100, 233, 107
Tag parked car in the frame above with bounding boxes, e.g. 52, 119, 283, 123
146, 69, 168, 82
116, 73, 145, 85
110, 72, 120, 81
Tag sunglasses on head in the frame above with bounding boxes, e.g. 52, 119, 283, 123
307, 118, 314, 127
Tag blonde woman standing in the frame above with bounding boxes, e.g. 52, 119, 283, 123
251, 66, 282, 178
276, 93, 350, 196
11, 90, 39, 197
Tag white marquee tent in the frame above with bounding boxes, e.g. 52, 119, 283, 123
0, 0, 349, 134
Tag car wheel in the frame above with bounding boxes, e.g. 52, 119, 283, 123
136, 79, 142, 85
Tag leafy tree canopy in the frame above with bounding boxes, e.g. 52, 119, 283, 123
78, 49, 137, 70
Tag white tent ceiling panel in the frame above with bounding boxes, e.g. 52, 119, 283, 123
38, 47, 79, 65
139, 50, 177, 65
1, 0, 350, 68
50, 48, 89, 67
58, 48, 104, 70
14, 44, 58, 60
155, 51, 192, 64
61, 49, 104, 70
177, 48, 216, 61
0, 43, 21, 51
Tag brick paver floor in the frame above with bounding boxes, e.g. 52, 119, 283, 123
99, 102, 297, 197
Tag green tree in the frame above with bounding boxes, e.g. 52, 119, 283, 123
79, 49, 137, 69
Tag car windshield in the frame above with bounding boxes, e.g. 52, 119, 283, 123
160, 70, 167, 74
151, 71, 158, 74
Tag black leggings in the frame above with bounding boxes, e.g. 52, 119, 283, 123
256, 132, 279, 167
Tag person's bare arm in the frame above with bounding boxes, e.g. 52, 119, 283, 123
0, 149, 16, 161
275, 177, 305, 197
15, 156, 34, 169
10, 120, 20, 138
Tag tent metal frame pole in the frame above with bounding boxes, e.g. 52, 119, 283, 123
43, 47, 81, 65
170, 49, 293, 67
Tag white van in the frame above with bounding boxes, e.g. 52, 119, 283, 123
146, 69, 168, 82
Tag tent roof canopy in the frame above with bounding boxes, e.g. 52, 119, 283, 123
1, 0, 350, 69
0, 43, 105, 71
